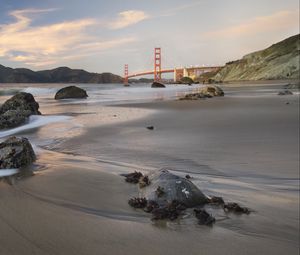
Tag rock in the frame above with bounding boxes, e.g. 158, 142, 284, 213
278, 90, 293, 95
0, 92, 41, 130
151, 82, 166, 88
0, 110, 31, 129
223, 202, 250, 214
54, 86, 88, 99
0, 136, 36, 169
128, 197, 148, 208
199, 85, 224, 97
139, 175, 150, 188
121, 171, 143, 184
194, 208, 215, 225
141, 169, 208, 207
146, 126, 154, 130
180, 77, 194, 85
151, 200, 186, 221
179, 85, 224, 100
208, 196, 225, 205
0, 92, 40, 115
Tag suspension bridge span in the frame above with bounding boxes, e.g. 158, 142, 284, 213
124, 48, 222, 84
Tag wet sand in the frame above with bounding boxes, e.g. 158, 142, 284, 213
0, 85, 299, 255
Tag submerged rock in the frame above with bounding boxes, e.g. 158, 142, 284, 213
54, 86, 88, 100
151, 82, 166, 88
0, 136, 36, 169
0, 92, 41, 129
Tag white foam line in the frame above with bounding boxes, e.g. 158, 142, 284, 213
0, 115, 72, 139
0, 169, 19, 177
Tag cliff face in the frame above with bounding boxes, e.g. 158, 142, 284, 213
214, 34, 300, 81
0, 65, 123, 83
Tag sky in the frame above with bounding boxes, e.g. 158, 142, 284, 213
0, 0, 299, 76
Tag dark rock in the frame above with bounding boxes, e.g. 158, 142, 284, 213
122, 171, 143, 184
146, 126, 154, 130
185, 174, 191, 179
54, 86, 88, 100
141, 169, 208, 207
0, 110, 31, 129
151, 200, 186, 221
179, 85, 224, 100
128, 197, 148, 208
0, 92, 40, 129
223, 202, 250, 214
151, 82, 166, 88
194, 208, 215, 225
0, 136, 36, 169
139, 175, 150, 188
0, 92, 40, 115
208, 196, 225, 205
278, 90, 293, 95
180, 76, 194, 85
199, 85, 224, 97
144, 200, 159, 213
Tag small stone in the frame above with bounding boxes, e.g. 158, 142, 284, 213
194, 208, 215, 225
122, 171, 143, 184
223, 202, 250, 214
128, 197, 148, 208
146, 126, 154, 130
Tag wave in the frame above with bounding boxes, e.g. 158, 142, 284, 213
0, 88, 20, 96
21, 87, 58, 96
0, 115, 72, 139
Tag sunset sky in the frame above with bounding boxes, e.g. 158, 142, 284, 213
0, 0, 299, 76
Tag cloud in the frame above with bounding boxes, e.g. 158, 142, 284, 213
160, 1, 205, 17
0, 8, 138, 67
204, 10, 299, 39
108, 10, 149, 29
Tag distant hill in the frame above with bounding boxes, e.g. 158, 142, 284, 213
214, 34, 300, 81
0, 65, 123, 83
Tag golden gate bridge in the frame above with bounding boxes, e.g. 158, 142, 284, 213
124, 48, 222, 84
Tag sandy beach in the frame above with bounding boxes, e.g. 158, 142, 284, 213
0, 83, 299, 255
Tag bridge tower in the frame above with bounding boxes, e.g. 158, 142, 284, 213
124, 64, 129, 85
154, 47, 161, 82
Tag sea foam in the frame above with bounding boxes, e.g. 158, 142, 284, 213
0, 115, 71, 139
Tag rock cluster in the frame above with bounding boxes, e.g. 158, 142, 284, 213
54, 86, 88, 99
123, 169, 250, 226
0, 92, 41, 129
179, 85, 224, 100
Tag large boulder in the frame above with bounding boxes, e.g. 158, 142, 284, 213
151, 82, 166, 88
0, 92, 40, 115
0, 92, 41, 130
140, 169, 208, 207
0, 136, 36, 169
54, 86, 88, 99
